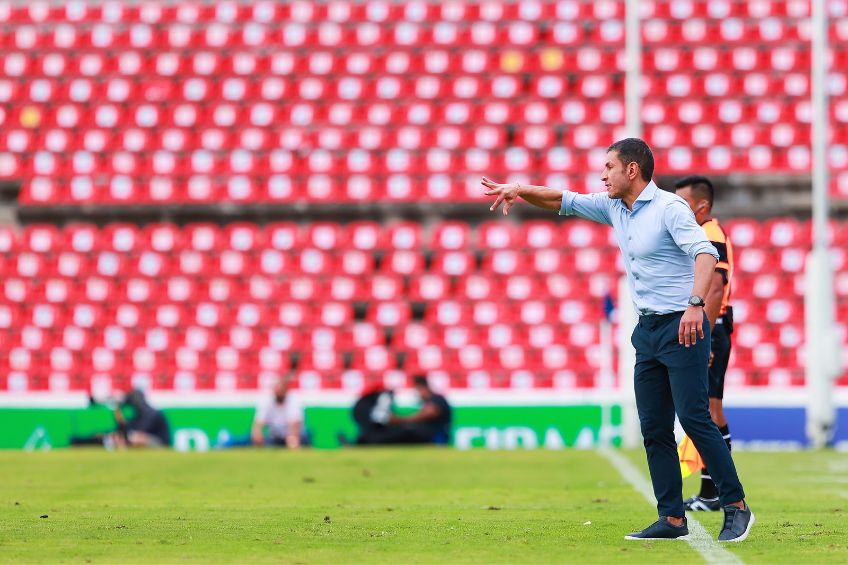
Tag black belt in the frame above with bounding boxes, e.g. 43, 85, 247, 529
638, 311, 685, 322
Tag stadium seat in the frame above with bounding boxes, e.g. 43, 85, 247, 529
409, 274, 451, 302
1, 0, 845, 393
3, 1, 829, 208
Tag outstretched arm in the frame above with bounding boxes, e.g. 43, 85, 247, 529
482, 177, 613, 225
482, 178, 562, 215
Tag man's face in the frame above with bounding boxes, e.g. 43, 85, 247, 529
274, 382, 287, 402
601, 151, 635, 199
415, 385, 431, 400
675, 186, 709, 222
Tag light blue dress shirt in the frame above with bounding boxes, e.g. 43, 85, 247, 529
559, 181, 720, 315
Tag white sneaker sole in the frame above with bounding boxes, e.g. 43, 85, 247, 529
624, 534, 690, 541
719, 511, 755, 543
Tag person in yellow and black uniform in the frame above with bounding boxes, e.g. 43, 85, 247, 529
674, 175, 735, 511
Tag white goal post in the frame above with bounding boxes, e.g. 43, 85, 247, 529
806, 0, 843, 448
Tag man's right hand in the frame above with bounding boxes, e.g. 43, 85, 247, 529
482, 177, 521, 215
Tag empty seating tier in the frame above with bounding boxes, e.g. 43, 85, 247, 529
0, 218, 846, 394
1, 0, 847, 205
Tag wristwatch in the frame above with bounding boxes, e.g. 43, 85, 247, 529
688, 295, 706, 307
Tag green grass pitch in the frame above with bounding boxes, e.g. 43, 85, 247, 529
1, 448, 846, 563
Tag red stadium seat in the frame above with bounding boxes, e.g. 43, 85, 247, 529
409, 274, 451, 302
481, 250, 527, 276
392, 322, 435, 350
338, 250, 376, 277
299, 350, 343, 373
344, 221, 385, 251
350, 346, 397, 372
366, 301, 411, 327
385, 222, 421, 250
404, 345, 450, 373
381, 250, 425, 276
0, 0, 837, 393
430, 251, 475, 276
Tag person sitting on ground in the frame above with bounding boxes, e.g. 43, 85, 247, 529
351, 383, 396, 445
251, 378, 306, 448
113, 388, 170, 448
389, 375, 452, 444
353, 376, 452, 445
70, 388, 170, 449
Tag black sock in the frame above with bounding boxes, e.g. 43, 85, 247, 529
719, 424, 731, 452
699, 469, 718, 499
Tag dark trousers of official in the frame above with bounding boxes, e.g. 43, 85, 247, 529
631, 311, 745, 518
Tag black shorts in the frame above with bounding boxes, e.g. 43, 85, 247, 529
709, 320, 731, 399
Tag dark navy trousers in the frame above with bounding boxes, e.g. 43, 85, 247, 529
631, 311, 745, 517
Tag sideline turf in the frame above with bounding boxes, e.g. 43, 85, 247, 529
0, 449, 845, 563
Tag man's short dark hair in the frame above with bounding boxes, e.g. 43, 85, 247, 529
607, 138, 654, 182
412, 375, 429, 388
674, 175, 715, 209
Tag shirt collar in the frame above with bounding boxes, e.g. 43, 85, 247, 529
635, 181, 659, 203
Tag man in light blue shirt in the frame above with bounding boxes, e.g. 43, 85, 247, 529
483, 138, 754, 542
559, 179, 719, 318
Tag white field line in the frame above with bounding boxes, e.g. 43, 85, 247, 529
599, 447, 743, 565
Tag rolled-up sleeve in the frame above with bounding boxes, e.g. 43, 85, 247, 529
558, 191, 613, 226
663, 199, 720, 262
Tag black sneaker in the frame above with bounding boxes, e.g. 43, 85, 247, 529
684, 494, 721, 512
624, 516, 689, 540
718, 503, 755, 542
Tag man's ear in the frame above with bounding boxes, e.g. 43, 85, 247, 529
628, 162, 639, 180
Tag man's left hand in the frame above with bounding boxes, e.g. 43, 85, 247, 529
679, 306, 704, 347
